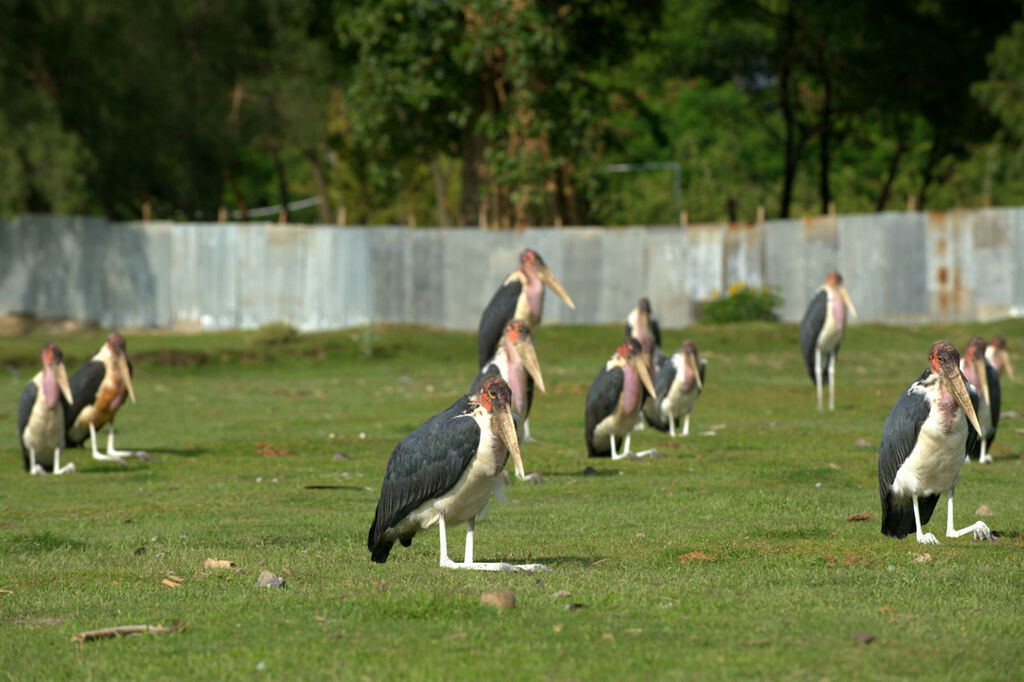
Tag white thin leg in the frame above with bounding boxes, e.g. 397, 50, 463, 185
28, 447, 47, 476
53, 448, 76, 475
465, 517, 475, 564
913, 494, 940, 545
828, 353, 836, 411
979, 440, 992, 465
437, 514, 550, 572
610, 434, 625, 460
90, 423, 126, 464
668, 414, 676, 438
683, 414, 691, 436
814, 349, 823, 412
623, 431, 632, 454
945, 489, 995, 541
106, 422, 148, 459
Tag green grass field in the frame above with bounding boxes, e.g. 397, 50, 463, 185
2, 320, 1023, 680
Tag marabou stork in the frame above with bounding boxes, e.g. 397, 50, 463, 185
18, 344, 75, 475
962, 336, 1001, 465
985, 335, 1014, 380
64, 334, 146, 464
585, 337, 658, 459
878, 342, 994, 545
626, 298, 665, 433
472, 321, 545, 483
799, 270, 857, 411
476, 249, 575, 368
625, 297, 661, 350
368, 375, 548, 572
643, 339, 706, 437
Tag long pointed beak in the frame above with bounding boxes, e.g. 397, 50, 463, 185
537, 265, 575, 310
118, 355, 136, 404
973, 358, 991, 405
946, 369, 983, 438
688, 353, 702, 390
495, 406, 524, 480
515, 340, 546, 393
839, 284, 857, 318
57, 363, 73, 405
999, 349, 1014, 380
633, 355, 656, 399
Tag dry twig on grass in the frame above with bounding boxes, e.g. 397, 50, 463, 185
71, 625, 171, 643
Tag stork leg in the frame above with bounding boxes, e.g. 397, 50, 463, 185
912, 494, 940, 545
827, 352, 836, 412
610, 434, 625, 460
106, 422, 148, 459
89, 423, 127, 465
52, 448, 76, 475
27, 446, 47, 476
814, 349, 824, 412
438, 515, 549, 572
622, 431, 632, 455
945, 488, 995, 541
979, 439, 992, 465
683, 414, 691, 436
668, 414, 676, 438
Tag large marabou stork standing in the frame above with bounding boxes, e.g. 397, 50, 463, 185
643, 339, 706, 437
878, 342, 993, 545
472, 320, 545, 483
799, 270, 857, 411
64, 334, 146, 464
18, 344, 75, 475
476, 249, 575, 368
962, 336, 1001, 465
585, 337, 657, 459
368, 376, 548, 572
985, 335, 1014, 380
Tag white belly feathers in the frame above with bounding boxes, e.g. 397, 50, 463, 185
892, 401, 968, 498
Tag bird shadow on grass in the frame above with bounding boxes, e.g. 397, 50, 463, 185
151, 447, 207, 457
303, 485, 370, 492
527, 555, 606, 568
542, 469, 620, 478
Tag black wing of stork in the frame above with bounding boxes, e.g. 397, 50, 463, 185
643, 360, 675, 432
477, 281, 523, 368
799, 290, 828, 384
878, 370, 940, 538
987, 362, 1001, 448
64, 360, 105, 446
17, 382, 37, 471
368, 395, 482, 563
584, 366, 624, 456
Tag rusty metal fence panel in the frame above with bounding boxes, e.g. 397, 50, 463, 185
2, 211, 1022, 331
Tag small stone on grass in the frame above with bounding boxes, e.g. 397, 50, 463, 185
853, 632, 875, 645
257, 570, 285, 588
480, 591, 515, 609
976, 505, 994, 516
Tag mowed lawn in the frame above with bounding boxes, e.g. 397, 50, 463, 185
1, 320, 1023, 680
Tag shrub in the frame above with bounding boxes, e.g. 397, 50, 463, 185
700, 281, 782, 323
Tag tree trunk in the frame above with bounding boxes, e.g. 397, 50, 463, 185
875, 133, 906, 211
225, 167, 249, 220
778, 1, 798, 219
459, 113, 484, 227
818, 74, 833, 215
272, 150, 289, 221
430, 158, 451, 227
305, 145, 331, 224
918, 133, 944, 210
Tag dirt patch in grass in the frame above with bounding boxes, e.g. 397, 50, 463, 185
678, 551, 717, 563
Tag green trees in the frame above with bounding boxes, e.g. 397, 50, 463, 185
1, 0, 1022, 224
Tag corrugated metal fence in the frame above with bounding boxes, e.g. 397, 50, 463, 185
1, 210, 1022, 331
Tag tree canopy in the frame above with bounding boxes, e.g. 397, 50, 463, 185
1, 0, 1022, 225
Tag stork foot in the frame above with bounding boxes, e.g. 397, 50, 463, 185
54, 462, 77, 475
441, 559, 550, 573
628, 449, 663, 459
972, 523, 995, 542
108, 448, 150, 461
979, 453, 993, 465
916, 532, 940, 545
93, 453, 128, 466
519, 472, 543, 484
30, 464, 48, 476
